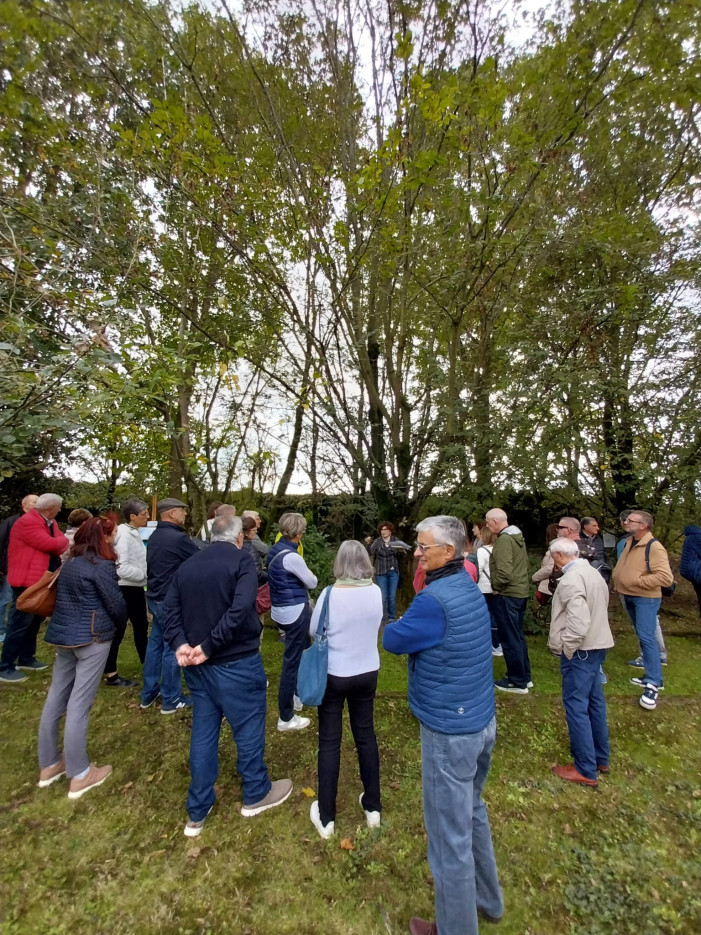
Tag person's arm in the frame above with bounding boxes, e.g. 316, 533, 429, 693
251, 536, 269, 556
642, 541, 674, 589
368, 538, 381, 556
114, 529, 145, 583
558, 576, 592, 659
17, 517, 69, 556
200, 556, 259, 659
490, 535, 513, 593
163, 576, 189, 652
532, 552, 553, 583
93, 562, 128, 626
178, 534, 202, 562
382, 591, 446, 654
283, 551, 318, 590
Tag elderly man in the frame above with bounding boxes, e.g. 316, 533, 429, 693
0, 494, 38, 640
0, 493, 68, 683
141, 497, 200, 713
163, 514, 292, 837
548, 538, 613, 788
384, 515, 503, 935
612, 511, 673, 710
580, 517, 611, 583
242, 510, 269, 557
484, 508, 531, 693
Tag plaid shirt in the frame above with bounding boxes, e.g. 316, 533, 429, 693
369, 537, 402, 576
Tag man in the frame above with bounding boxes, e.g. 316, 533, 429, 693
140, 497, 200, 713
0, 493, 68, 683
617, 511, 668, 668
0, 494, 38, 640
580, 517, 611, 583
163, 514, 292, 837
384, 516, 503, 935
484, 508, 531, 693
242, 509, 269, 557
612, 511, 673, 710
680, 523, 701, 620
547, 538, 614, 788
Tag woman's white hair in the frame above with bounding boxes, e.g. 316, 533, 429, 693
334, 540, 374, 579
549, 537, 579, 557
415, 516, 465, 554
211, 514, 243, 543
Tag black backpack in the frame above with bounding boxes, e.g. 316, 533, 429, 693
644, 538, 676, 598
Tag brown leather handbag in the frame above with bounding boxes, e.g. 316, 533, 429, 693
16, 567, 62, 617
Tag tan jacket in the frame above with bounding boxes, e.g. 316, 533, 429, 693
532, 551, 554, 595
612, 531, 673, 598
548, 559, 614, 659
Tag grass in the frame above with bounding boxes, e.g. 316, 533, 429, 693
1, 581, 700, 935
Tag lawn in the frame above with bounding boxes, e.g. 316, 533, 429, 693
1, 583, 700, 935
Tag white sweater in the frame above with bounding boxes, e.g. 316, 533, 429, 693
114, 523, 147, 587
476, 545, 493, 594
309, 584, 383, 677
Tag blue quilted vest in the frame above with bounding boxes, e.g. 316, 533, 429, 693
408, 572, 495, 734
267, 539, 309, 606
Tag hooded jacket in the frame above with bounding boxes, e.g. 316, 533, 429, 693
489, 525, 529, 598
680, 525, 701, 584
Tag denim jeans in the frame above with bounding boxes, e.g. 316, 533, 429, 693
484, 593, 500, 649
277, 603, 311, 722
141, 599, 182, 707
0, 575, 13, 636
560, 649, 609, 780
490, 595, 531, 687
0, 587, 44, 672
317, 670, 380, 826
624, 595, 663, 687
420, 717, 503, 935
619, 594, 666, 657
376, 569, 399, 622
183, 655, 271, 820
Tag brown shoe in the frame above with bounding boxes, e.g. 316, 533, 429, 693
597, 764, 610, 774
551, 764, 598, 787
409, 918, 438, 935
68, 763, 112, 800
38, 755, 66, 788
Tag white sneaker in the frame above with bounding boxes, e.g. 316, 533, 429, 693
492, 645, 504, 657
184, 805, 213, 837
293, 694, 303, 712
277, 714, 310, 731
310, 800, 334, 838
359, 792, 381, 828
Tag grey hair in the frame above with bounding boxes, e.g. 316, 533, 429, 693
35, 493, 62, 511
214, 503, 237, 517
242, 509, 260, 521
416, 515, 465, 554
123, 499, 148, 522
279, 512, 307, 539
581, 517, 597, 529
210, 514, 242, 543
549, 537, 579, 557
630, 510, 654, 529
559, 516, 581, 533
333, 540, 374, 579
485, 508, 507, 524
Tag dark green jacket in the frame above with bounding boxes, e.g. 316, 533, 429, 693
489, 525, 529, 598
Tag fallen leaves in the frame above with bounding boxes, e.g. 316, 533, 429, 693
339, 838, 354, 851
301, 787, 316, 798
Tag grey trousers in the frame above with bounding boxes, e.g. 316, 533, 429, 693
38, 641, 111, 777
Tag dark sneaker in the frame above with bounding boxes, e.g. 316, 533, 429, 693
105, 674, 137, 688
597, 764, 610, 774
140, 690, 161, 709
38, 755, 66, 788
241, 778, 293, 817
630, 677, 663, 690
494, 678, 528, 694
184, 805, 213, 838
409, 918, 438, 935
627, 656, 644, 668
161, 697, 192, 715
16, 659, 49, 671
640, 686, 659, 710
0, 668, 28, 683
68, 763, 112, 799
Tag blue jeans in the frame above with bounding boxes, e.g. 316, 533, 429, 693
491, 595, 531, 687
376, 569, 399, 623
141, 599, 182, 707
420, 717, 503, 935
183, 655, 271, 820
624, 595, 663, 687
0, 587, 44, 672
560, 649, 609, 780
0, 575, 13, 636
278, 603, 311, 722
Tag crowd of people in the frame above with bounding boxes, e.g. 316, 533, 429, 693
1, 492, 700, 935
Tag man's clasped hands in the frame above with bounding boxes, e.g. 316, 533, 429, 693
175, 644, 209, 667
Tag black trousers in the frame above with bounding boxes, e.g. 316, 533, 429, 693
104, 585, 149, 673
491, 595, 531, 687
0, 587, 43, 671
694, 582, 701, 621
317, 669, 381, 826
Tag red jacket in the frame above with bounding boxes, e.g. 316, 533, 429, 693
7, 510, 69, 588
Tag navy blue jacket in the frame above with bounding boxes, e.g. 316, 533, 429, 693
162, 541, 261, 665
146, 521, 201, 601
680, 525, 701, 584
266, 539, 308, 606
45, 555, 127, 648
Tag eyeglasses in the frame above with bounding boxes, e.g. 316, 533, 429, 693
556, 525, 571, 531
415, 542, 447, 553
626, 519, 644, 526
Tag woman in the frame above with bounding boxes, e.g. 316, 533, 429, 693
532, 523, 560, 608
242, 515, 268, 585
476, 525, 502, 656
61, 509, 92, 562
368, 522, 411, 624
266, 512, 317, 731
37, 517, 127, 799
107, 499, 150, 686
309, 540, 383, 838
471, 520, 486, 552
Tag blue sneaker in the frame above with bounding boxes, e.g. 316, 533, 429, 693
16, 659, 49, 671
161, 696, 192, 715
140, 690, 161, 709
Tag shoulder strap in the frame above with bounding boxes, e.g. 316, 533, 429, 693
266, 548, 287, 571
644, 538, 658, 574
317, 586, 331, 636
476, 547, 491, 580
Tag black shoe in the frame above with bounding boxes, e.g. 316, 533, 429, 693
105, 674, 137, 688
16, 659, 49, 671
494, 678, 528, 694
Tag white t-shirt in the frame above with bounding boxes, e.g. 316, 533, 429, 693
476, 545, 493, 595
309, 584, 383, 677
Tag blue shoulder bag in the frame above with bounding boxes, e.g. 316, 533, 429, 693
296, 586, 330, 706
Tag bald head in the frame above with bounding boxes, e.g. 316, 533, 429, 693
485, 508, 508, 534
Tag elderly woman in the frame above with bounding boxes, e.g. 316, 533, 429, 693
266, 512, 318, 731
37, 517, 127, 799
308, 540, 383, 838
368, 521, 411, 624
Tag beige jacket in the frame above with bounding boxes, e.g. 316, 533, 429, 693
548, 559, 614, 659
612, 531, 673, 598
532, 551, 554, 595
